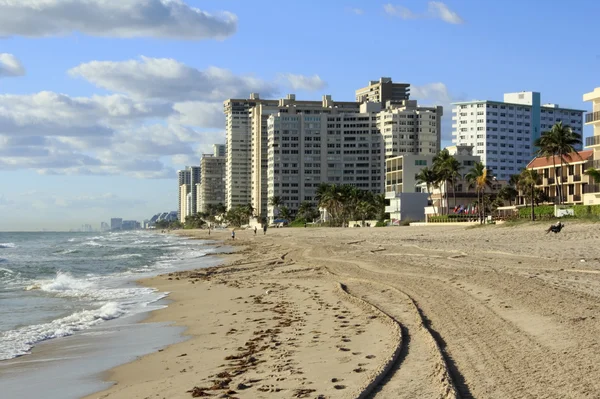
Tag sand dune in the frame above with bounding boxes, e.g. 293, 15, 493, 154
87, 222, 600, 398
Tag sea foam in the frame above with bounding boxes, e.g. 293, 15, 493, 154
0, 302, 125, 360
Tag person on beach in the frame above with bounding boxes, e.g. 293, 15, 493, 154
263, 224, 268, 235
254, 226, 257, 236
231, 229, 235, 240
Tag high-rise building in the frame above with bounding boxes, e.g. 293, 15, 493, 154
266, 105, 384, 221
100, 222, 110, 232
110, 218, 123, 230
355, 77, 410, 104
198, 154, 226, 212
177, 169, 190, 220
452, 91, 585, 180
188, 166, 201, 216
224, 93, 359, 214
179, 184, 190, 223
375, 100, 443, 157
213, 144, 226, 157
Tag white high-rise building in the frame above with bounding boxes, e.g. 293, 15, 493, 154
452, 91, 584, 180
266, 105, 384, 221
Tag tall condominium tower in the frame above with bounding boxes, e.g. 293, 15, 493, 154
198, 154, 226, 213
213, 144, 226, 157
355, 77, 410, 104
452, 91, 584, 180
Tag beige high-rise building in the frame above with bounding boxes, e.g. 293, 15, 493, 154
198, 154, 226, 212
178, 184, 190, 223
225, 93, 358, 216
378, 100, 443, 157
266, 103, 384, 221
355, 77, 410, 104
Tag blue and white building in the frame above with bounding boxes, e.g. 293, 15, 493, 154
452, 91, 584, 180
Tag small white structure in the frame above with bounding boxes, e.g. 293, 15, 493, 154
386, 191, 429, 223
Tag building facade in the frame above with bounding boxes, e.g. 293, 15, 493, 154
378, 100, 442, 157
452, 91, 585, 180
583, 88, 600, 204
355, 77, 410, 104
266, 110, 384, 220
213, 144, 226, 157
110, 218, 122, 230
524, 150, 592, 205
199, 154, 226, 212
179, 184, 190, 223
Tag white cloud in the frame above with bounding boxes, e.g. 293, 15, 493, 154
383, 4, 417, 19
428, 2, 464, 24
170, 101, 224, 129
69, 57, 278, 102
384, 2, 464, 24
410, 82, 461, 142
0, 53, 25, 77
347, 8, 364, 15
0, 0, 237, 40
278, 73, 327, 92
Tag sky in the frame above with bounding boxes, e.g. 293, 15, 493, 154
0, 0, 598, 231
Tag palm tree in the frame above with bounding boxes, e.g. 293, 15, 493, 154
534, 122, 582, 204
518, 169, 539, 221
497, 185, 518, 206
585, 167, 600, 184
465, 162, 494, 223
279, 206, 292, 222
432, 149, 453, 214
269, 196, 284, 220
445, 158, 463, 210
416, 167, 439, 216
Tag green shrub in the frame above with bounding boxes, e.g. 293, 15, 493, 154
375, 221, 387, 227
518, 205, 554, 218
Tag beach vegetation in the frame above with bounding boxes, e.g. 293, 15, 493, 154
517, 169, 541, 221
534, 122, 582, 205
465, 161, 494, 223
315, 183, 385, 227
415, 166, 439, 216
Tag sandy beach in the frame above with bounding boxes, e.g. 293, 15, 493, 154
86, 222, 600, 398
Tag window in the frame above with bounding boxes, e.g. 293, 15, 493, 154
415, 160, 427, 166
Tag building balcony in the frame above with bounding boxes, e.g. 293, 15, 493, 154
586, 135, 600, 147
546, 177, 555, 185
573, 175, 582, 182
584, 184, 600, 194
573, 195, 582, 202
585, 111, 600, 124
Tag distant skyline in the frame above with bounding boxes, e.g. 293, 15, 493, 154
0, 0, 597, 231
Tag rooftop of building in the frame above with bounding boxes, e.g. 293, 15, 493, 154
451, 99, 585, 113
583, 87, 600, 102
526, 149, 593, 169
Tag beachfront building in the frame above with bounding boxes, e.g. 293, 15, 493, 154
355, 77, 410, 103
198, 154, 226, 212
583, 88, 600, 205
225, 94, 360, 214
452, 91, 585, 181
213, 144, 226, 157
379, 100, 442, 157
385, 146, 481, 214
178, 184, 190, 223
266, 105, 384, 222
522, 149, 593, 205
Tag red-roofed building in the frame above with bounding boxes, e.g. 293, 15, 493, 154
525, 149, 593, 204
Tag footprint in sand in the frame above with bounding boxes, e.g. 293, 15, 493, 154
334, 385, 346, 390
365, 355, 376, 359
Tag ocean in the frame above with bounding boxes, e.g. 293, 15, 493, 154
0, 230, 222, 398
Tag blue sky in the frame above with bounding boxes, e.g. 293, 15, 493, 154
0, 0, 597, 231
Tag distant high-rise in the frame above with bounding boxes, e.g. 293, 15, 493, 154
213, 144, 226, 157
355, 77, 410, 104
179, 184, 190, 223
177, 166, 200, 219
110, 218, 123, 230
199, 154, 226, 212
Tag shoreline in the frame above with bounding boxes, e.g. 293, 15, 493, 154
85, 223, 600, 398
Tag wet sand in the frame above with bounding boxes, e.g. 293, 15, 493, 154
87, 222, 600, 398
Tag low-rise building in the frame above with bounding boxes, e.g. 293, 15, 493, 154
525, 149, 593, 205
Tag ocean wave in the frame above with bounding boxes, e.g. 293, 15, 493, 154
81, 241, 103, 247
26, 271, 159, 301
0, 302, 125, 360
0, 243, 16, 249
0, 266, 13, 274
54, 249, 79, 255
